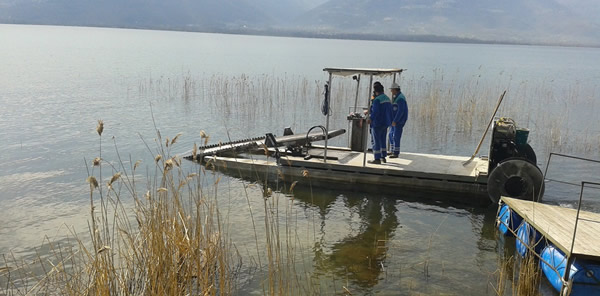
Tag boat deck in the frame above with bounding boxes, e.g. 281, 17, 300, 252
297, 147, 488, 180
502, 196, 600, 261
203, 146, 490, 203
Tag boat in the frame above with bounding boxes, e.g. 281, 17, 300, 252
184, 67, 545, 205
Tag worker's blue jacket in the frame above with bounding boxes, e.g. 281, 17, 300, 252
370, 93, 393, 128
392, 92, 408, 126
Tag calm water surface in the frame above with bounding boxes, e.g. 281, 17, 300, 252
1, 24, 600, 294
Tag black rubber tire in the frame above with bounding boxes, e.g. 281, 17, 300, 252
487, 158, 545, 204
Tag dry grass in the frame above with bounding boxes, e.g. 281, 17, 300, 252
82, 124, 239, 295
490, 252, 543, 296
514, 252, 543, 296
2, 121, 239, 295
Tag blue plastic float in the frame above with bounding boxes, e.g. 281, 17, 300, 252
497, 203, 523, 236
540, 245, 600, 295
516, 221, 545, 257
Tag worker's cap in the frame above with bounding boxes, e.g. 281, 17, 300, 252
390, 82, 401, 89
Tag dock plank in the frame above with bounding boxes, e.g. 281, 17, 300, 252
502, 197, 600, 261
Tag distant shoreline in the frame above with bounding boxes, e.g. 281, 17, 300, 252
3, 22, 599, 48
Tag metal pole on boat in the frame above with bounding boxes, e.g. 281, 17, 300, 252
388, 73, 396, 153
324, 72, 333, 163
387, 71, 402, 153
363, 75, 374, 167
353, 74, 361, 113
350, 74, 362, 147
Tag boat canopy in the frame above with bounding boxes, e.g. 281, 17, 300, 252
323, 67, 405, 77
320, 67, 406, 165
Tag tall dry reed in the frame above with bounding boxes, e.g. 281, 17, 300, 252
490, 252, 544, 296
1, 121, 238, 295
1, 119, 323, 295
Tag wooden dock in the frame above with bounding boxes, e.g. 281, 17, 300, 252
203, 146, 490, 204
502, 196, 600, 261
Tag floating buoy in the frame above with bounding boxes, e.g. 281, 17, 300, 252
497, 204, 522, 237
516, 221, 544, 257
540, 245, 600, 295
487, 158, 545, 204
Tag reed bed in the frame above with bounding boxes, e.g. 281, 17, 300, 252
74, 122, 241, 295
1, 122, 236, 295
490, 253, 543, 296
1, 119, 324, 295
136, 69, 599, 160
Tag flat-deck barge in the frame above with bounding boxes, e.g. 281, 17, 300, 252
203, 145, 489, 203
186, 67, 544, 205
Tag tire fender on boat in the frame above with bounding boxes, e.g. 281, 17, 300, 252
487, 158, 545, 204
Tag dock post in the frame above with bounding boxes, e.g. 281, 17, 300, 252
323, 72, 333, 163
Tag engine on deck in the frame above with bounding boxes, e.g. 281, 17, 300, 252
489, 118, 537, 170
487, 118, 544, 203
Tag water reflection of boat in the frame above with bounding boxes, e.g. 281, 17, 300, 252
185, 68, 544, 205
278, 184, 499, 291
213, 157, 501, 293
313, 194, 398, 288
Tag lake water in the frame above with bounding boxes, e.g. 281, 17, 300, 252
1, 24, 600, 294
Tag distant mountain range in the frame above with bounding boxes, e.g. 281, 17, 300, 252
288, 0, 600, 46
1, 0, 599, 46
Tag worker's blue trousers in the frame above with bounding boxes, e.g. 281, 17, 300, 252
389, 125, 404, 156
371, 126, 388, 160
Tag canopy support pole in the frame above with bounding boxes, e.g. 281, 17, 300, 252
388, 73, 397, 153
352, 74, 361, 113
323, 72, 333, 163
362, 74, 374, 167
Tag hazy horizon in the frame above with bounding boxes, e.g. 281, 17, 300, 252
1, 0, 599, 46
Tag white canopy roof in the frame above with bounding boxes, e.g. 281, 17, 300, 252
323, 67, 406, 77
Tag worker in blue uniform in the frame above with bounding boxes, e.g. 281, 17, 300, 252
388, 82, 408, 158
368, 82, 392, 164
